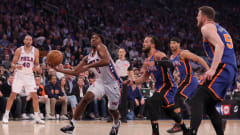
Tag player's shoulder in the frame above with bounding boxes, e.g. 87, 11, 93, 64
155, 50, 166, 57
201, 23, 216, 33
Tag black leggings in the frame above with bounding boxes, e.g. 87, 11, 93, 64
145, 93, 182, 123
190, 85, 224, 135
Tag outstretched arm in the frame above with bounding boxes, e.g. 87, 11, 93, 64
180, 50, 209, 71
54, 56, 88, 76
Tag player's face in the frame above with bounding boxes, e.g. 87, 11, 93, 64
169, 41, 180, 52
91, 34, 101, 48
23, 36, 32, 47
118, 49, 126, 59
142, 37, 152, 53
197, 10, 204, 28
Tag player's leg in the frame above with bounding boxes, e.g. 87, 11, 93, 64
60, 80, 104, 134
186, 85, 210, 135
105, 82, 121, 135
2, 92, 18, 123
2, 76, 22, 124
204, 98, 224, 135
145, 96, 160, 135
30, 92, 45, 124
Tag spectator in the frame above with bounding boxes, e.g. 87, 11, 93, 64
0, 34, 10, 47
1, 54, 11, 69
127, 84, 145, 119
35, 76, 52, 120
45, 75, 68, 120
60, 77, 78, 114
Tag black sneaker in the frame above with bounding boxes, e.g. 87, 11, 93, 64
109, 121, 121, 135
222, 119, 227, 132
60, 121, 75, 134
167, 123, 182, 133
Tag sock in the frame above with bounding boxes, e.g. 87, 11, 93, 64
34, 112, 39, 120
71, 119, 76, 127
180, 122, 187, 132
113, 120, 120, 128
151, 122, 159, 135
5, 110, 10, 115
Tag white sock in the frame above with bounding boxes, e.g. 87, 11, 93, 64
34, 112, 39, 119
71, 119, 76, 126
5, 110, 10, 116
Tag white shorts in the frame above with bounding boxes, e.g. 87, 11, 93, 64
88, 80, 121, 110
12, 73, 37, 94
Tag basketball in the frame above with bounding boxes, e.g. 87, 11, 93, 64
46, 50, 63, 67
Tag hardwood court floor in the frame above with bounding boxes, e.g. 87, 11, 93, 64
1, 120, 240, 135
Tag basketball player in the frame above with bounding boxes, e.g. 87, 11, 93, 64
53, 33, 122, 135
127, 36, 188, 135
115, 48, 135, 123
167, 37, 209, 133
185, 6, 238, 135
2, 35, 44, 124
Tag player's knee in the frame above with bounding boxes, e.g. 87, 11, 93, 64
10, 92, 17, 99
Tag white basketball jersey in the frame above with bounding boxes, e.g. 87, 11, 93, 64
16, 46, 35, 75
87, 49, 121, 84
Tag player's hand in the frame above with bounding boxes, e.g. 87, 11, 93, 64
203, 68, 216, 81
26, 96, 31, 101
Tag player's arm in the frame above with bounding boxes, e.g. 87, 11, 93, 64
11, 48, 22, 70
180, 50, 209, 71
154, 52, 174, 70
33, 49, 40, 72
201, 24, 224, 80
128, 62, 150, 85
202, 24, 224, 71
84, 45, 110, 69
54, 56, 88, 76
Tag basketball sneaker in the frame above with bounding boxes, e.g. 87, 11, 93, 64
2, 113, 9, 124
60, 121, 75, 134
167, 123, 182, 133
109, 120, 121, 135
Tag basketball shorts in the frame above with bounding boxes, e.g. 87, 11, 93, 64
88, 80, 121, 110
199, 63, 237, 101
12, 73, 37, 94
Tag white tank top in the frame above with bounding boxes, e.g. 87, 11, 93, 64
15, 46, 35, 75
87, 49, 121, 84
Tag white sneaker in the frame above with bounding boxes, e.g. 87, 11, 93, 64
45, 114, 55, 120
39, 113, 44, 120
22, 113, 30, 120
2, 113, 9, 124
35, 117, 45, 124
60, 115, 68, 120
29, 114, 35, 120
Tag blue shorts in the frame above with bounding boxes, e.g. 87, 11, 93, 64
178, 76, 198, 99
154, 84, 177, 108
199, 63, 237, 101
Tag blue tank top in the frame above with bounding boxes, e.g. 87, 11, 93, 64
146, 50, 177, 90
171, 52, 194, 82
203, 23, 237, 70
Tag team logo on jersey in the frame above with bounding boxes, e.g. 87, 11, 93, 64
20, 56, 33, 62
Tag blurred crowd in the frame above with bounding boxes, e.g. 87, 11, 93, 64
0, 0, 240, 120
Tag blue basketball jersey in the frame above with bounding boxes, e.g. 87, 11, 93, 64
146, 50, 177, 90
203, 23, 237, 70
171, 52, 194, 82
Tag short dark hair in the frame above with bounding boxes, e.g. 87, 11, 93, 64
92, 33, 105, 44
146, 35, 160, 50
170, 37, 181, 43
198, 6, 216, 20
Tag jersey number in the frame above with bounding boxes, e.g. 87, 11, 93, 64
224, 34, 233, 49
23, 62, 30, 68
